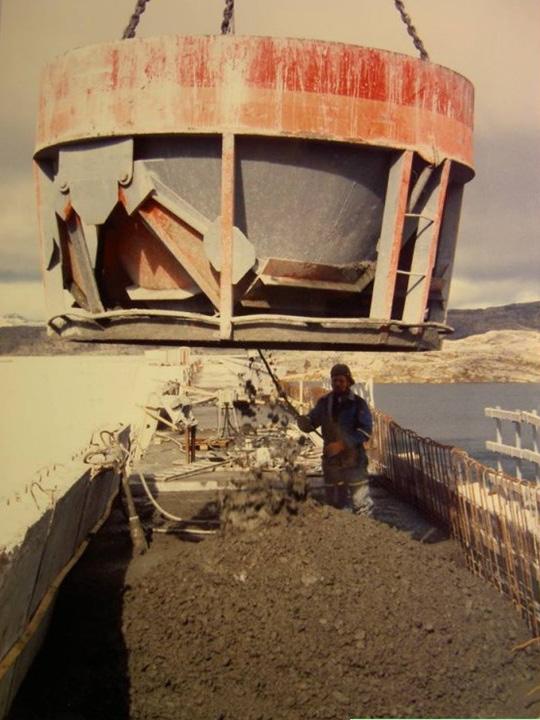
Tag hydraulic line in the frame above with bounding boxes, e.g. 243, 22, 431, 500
84, 432, 149, 553
137, 471, 217, 535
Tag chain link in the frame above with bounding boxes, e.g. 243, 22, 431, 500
221, 0, 234, 34
393, 0, 430, 61
122, 0, 151, 40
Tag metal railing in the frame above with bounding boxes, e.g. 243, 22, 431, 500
485, 407, 540, 481
370, 409, 540, 635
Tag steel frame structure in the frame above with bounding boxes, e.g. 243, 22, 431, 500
34, 36, 474, 350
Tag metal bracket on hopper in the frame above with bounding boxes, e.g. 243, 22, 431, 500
64, 213, 104, 314
120, 161, 209, 234
120, 159, 257, 284
54, 138, 134, 226
401, 161, 451, 323
135, 200, 221, 310
369, 152, 452, 325
203, 218, 255, 286
249, 258, 375, 294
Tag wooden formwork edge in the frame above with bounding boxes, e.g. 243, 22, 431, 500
0, 482, 121, 683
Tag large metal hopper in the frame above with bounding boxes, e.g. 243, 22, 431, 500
34, 35, 474, 349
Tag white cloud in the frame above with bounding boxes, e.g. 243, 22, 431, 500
0, 281, 46, 320
448, 276, 540, 310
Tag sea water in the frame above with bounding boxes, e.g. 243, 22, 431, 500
375, 383, 540, 481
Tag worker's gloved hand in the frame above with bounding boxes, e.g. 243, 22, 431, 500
325, 440, 346, 457
297, 414, 314, 433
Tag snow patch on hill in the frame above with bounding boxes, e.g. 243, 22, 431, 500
275, 330, 540, 383
0, 313, 44, 328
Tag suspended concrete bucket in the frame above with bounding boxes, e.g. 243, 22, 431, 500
34, 35, 474, 350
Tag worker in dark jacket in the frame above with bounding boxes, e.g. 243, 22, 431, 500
297, 364, 372, 510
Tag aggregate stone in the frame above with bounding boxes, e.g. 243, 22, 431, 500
121, 502, 540, 720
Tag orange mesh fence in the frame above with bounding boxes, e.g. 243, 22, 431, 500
370, 409, 540, 635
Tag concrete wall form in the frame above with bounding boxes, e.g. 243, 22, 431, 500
0, 465, 121, 719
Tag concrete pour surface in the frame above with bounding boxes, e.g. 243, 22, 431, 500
7, 498, 540, 720
4, 351, 540, 719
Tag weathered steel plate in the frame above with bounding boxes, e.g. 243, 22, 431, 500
36, 35, 473, 174
34, 35, 474, 350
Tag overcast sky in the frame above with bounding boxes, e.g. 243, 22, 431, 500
0, 0, 538, 319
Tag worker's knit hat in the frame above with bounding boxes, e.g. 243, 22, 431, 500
330, 363, 355, 385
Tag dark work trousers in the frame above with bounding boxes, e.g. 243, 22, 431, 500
322, 448, 368, 510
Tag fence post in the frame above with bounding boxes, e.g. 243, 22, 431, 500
532, 410, 539, 482
513, 415, 522, 480
494, 406, 503, 473
367, 377, 375, 407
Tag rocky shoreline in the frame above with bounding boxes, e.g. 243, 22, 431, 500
306, 330, 540, 384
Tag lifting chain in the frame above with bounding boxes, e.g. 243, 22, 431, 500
122, 0, 426, 58
393, 0, 430, 61
221, 0, 235, 34
122, 0, 151, 40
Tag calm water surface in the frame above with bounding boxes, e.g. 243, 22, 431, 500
375, 383, 540, 479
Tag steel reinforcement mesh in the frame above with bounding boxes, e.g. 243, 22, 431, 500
370, 410, 540, 635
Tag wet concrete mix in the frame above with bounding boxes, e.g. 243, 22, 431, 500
9, 496, 540, 719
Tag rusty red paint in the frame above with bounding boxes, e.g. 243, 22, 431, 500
384, 151, 414, 318
176, 36, 219, 89
245, 37, 278, 89
62, 200, 73, 221
109, 48, 120, 90
369, 150, 414, 320
243, 39, 469, 123
144, 45, 167, 81
219, 133, 235, 340
35, 36, 474, 173
417, 159, 451, 320
112, 211, 196, 290
137, 199, 221, 309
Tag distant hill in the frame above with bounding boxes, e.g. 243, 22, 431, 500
0, 313, 43, 328
0, 325, 152, 356
447, 301, 540, 340
0, 301, 538, 355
